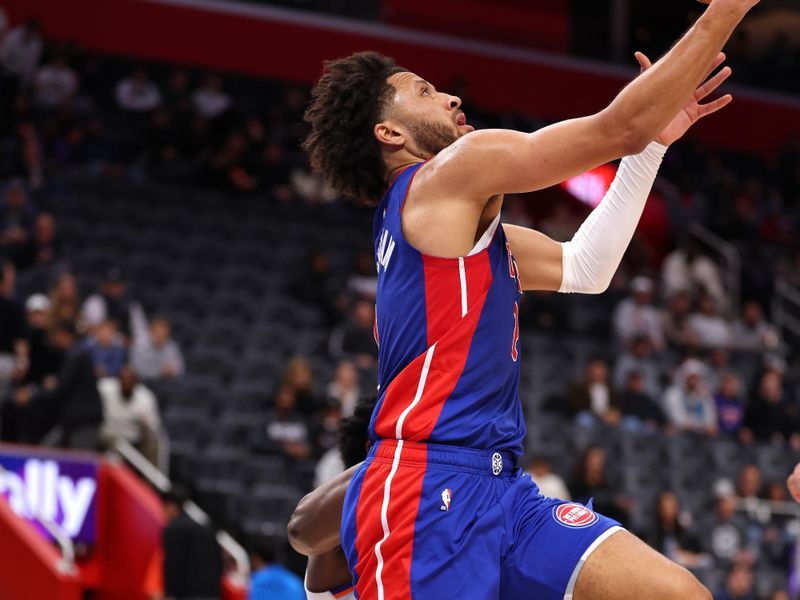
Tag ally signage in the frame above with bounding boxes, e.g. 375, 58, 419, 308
0, 448, 98, 544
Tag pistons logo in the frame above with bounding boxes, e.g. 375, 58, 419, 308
552, 503, 598, 529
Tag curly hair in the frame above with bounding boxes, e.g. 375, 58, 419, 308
338, 394, 377, 468
303, 52, 407, 206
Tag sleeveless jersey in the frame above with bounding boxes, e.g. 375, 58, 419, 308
370, 162, 525, 458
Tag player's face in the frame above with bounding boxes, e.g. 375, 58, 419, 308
384, 71, 474, 157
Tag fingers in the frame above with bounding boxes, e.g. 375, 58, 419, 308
706, 52, 726, 79
634, 51, 652, 73
697, 94, 733, 118
695, 66, 733, 101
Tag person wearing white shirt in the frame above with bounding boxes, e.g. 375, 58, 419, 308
526, 456, 571, 501
33, 56, 78, 109
116, 68, 162, 112
98, 365, 161, 464
613, 276, 665, 350
0, 19, 42, 81
192, 75, 231, 119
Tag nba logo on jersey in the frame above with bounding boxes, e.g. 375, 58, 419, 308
552, 503, 599, 528
440, 488, 452, 511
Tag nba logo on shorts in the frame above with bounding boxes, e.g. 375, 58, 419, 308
552, 503, 598, 529
440, 488, 452, 511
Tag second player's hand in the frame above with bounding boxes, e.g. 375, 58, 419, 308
636, 51, 733, 147
788, 463, 800, 503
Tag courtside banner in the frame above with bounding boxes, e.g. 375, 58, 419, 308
0, 447, 99, 544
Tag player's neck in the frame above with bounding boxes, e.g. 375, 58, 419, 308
385, 157, 426, 188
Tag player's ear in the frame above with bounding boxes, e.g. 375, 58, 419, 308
374, 120, 405, 149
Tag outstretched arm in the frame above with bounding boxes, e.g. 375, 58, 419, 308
288, 465, 359, 556
505, 53, 733, 293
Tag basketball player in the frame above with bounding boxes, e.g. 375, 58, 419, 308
296, 1, 759, 598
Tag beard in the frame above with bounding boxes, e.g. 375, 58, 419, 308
407, 119, 460, 157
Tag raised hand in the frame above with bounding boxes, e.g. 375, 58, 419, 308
636, 51, 733, 147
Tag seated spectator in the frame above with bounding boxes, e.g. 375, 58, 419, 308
252, 385, 311, 460
736, 464, 762, 500
714, 561, 756, 600
289, 249, 342, 328
81, 267, 143, 338
525, 455, 570, 500
0, 260, 26, 398
647, 491, 708, 569
569, 445, 631, 527
312, 398, 343, 486
759, 481, 793, 570
29, 212, 59, 268
613, 335, 661, 398
32, 55, 78, 109
281, 356, 318, 416
662, 290, 698, 350
49, 271, 81, 325
619, 370, 666, 431
116, 68, 161, 112
744, 370, 800, 447
191, 74, 231, 119
714, 372, 746, 438
84, 319, 127, 378
731, 301, 778, 353
662, 359, 718, 435
567, 358, 621, 427
12, 321, 103, 449
162, 486, 222, 600
661, 239, 725, 309
688, 292, 732, 350
98, 365, 161, 465
329, 300, 377, 370
612, 276, 664, 350
248, 538, 304, 600
0, 179, 36, 267
0, 18, 42, 82
131, 318, 185, 380
702, 480, 753, 568
22, 293, 62, 386
346, 250, 378, 300
326, 360, 360, 417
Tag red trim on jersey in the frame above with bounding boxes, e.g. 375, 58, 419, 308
398, 161, 429, 215
354, 443, 426, 600
333, 586, 354, 598
374, 254, 493, 441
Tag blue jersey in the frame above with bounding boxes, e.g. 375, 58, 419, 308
369, 162, 525, 458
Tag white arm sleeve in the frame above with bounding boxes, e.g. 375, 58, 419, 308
559, 141, 667, 294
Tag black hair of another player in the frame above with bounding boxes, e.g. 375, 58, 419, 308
338, 394, 378, 468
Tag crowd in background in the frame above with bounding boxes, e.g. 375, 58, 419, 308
0, 12, 798, 600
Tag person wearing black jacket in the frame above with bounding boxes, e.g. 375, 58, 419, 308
162, 486, 222, 600
13, 321, 102, 449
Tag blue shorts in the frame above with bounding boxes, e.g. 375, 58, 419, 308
341, 440, 623, 600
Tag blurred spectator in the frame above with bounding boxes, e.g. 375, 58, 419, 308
0, 179, 35, 267
98, 365, 161, 465
731, 301, 778, 353
289, 249, 342, 328
84, 319, 126, 378
22, 293, 61, 386
347, 250, 378, 300
612, 276, 664, 350
759, 480, 793, 570
567, 358, 621, 427
569, 445, 631, 527
647, 491, 708, 569
525, 455, 570, 500
326, 360, 360, 418
49, 271, 81, 325
736, 464, 761, 500
613, 335, 660, 398
0, 19, 42, 82
116, 68, 161, 112
714, 561, 756, 600
32, 55, 78, 110
0, 260, 26, 397
703, 480, 752, 568
619, 370, 666, 431
311, 398, 342, 482
663, 359, 717, 435
81, 267, 142, 337
192, 75, 231, 119
248, 538, 304, 600
329, 300, 377, 370
162, 486, 222, 600
744, 370, 800, 447
688, 292, 732, 350
315, 393, 377, 488
163, 69, 192, 113
662, 290, 698, 350
253, 385, 311, 460
661, 240, 725, 309
714, 372, 746, 439
13, 321, 103, 449
131, 317, 185, 380
281, 356, 318, 416
28, 212, 59, 268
